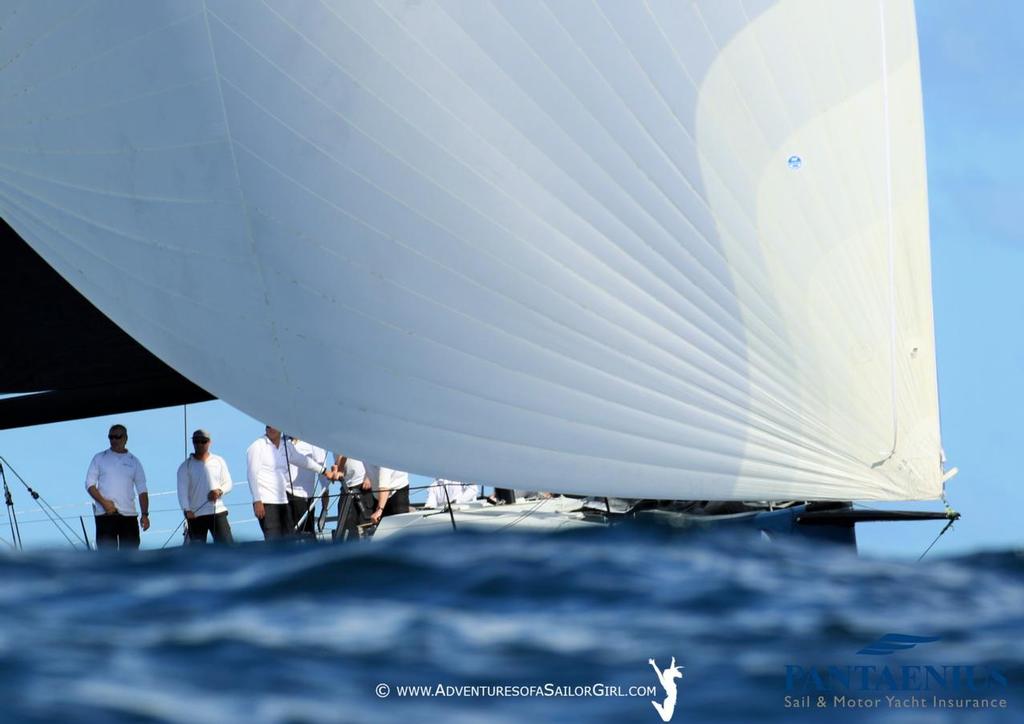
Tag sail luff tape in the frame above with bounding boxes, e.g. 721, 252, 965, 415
873, 0, 900, 466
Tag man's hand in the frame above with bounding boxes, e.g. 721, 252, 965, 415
253, 501, 265, 519
207, 489, 223, 502
185, 510, 196, 520
101, 499, 117, 515
370, 508, 383, 525
140, 514, 150, 531
361, 478, 371, 491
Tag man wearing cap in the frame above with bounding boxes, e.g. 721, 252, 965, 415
176, 428, 234, 544
85, 424, 149, 549
246, 425, 339, 540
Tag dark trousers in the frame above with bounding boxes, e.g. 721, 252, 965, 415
383, 486, 410, 516
335, 487, 376, 541
287, 492, 316, 535
258, 502, 293, 540
95, 513, 140, 550
186, 511, 233, 544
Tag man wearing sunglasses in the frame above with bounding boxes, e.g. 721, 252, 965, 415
85, 424, 149, 549
176, 428, 234, 544
246, 425, 340, 540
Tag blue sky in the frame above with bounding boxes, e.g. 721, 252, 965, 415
1, 3, 1019, 557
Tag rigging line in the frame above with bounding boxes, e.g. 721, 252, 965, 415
161, 495, 219, 549
7, 483, 440, 523
160, 516, 188, 549
495, 497, 551, 533
292, 446, 329, 534
0, 455, 83, 549
443, 483, 457, 532
2, 474, 20, 550
917, 518, 956, 563
8, 498, 227, 524
79, 516, 91, 551
11, 489, 181, 515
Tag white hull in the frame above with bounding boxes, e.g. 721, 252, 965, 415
371, 496, 599, 540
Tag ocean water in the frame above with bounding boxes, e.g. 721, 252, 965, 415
1, 528, 1021, 724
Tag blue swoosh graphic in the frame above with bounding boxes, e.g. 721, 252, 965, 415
857, 634, 942, 655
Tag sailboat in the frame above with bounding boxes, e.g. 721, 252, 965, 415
0, 0, 956, 547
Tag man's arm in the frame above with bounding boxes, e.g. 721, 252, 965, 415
209, 458, 233, 503
218, 458, 233, 496
246, 443, 265, 519
138, 492, 150, 531
285, 439, 323, 473
177, 462, 191, 516
368, 471, 391, 528
87, 484, 116, 515
134, 459, 149, 530
286, 439, 338, 480
246, 443, 262, 501
85, 455, 115, 513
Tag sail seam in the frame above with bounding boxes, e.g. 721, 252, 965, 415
199, 1, 294, 419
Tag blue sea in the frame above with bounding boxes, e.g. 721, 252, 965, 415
1, 528, 1021, 723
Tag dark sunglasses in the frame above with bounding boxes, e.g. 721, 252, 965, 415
193, 437, 210, 443
108, 434, 125, 439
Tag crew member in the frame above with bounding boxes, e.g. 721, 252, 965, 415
177, 428, 234, 544
363, 464, 410, 526
287, 438, 330, 537
424, 479, 480, 508
85, 424, 149, 549
246, 425, 336, 540
328, 454, 368, 539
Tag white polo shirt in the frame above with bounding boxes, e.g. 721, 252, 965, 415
364, 464, 410, 493
85, 449, 147, 516
289, 440, 329, 499
339, 458, 367, 489
246, 435, 324, 504
177, 453, 233, 516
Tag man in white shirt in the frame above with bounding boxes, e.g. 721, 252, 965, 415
363, 464, 411, 526
327, 454, 369, 539
424, 479, 480, 509
85, 424, 148, 550
246, 425, 337, 540
176, 428, 234, 544
287, 438, 330, 536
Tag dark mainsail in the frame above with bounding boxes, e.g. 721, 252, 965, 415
0, 219, 212, 428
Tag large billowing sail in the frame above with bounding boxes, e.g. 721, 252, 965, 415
0, 0, 941, 500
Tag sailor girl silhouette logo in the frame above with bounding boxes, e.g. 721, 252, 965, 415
649, 657, 684, 721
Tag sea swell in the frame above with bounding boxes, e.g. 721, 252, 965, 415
1, 529, 1022, 723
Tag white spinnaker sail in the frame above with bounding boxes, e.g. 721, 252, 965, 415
0, 0, 941, 500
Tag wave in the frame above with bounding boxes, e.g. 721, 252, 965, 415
1, 531, 1021, 723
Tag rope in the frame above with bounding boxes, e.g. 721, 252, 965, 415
495, 497, 551, 532
160, 515, 188, 549
917, 517, 956, 562
0, 454, 84, 549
